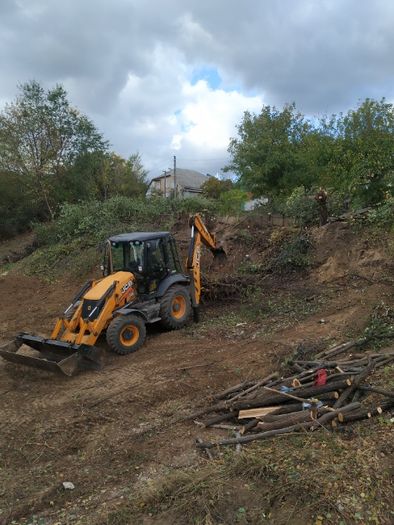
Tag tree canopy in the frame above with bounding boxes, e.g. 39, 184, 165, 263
226, 98, 394, 207
0, 81, 148, 237
0, 81, 108, 218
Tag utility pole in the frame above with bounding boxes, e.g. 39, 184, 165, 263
173, 155, 177, 198
162, 170, 167, 198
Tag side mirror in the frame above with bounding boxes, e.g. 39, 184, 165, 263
101, 263, 110, 277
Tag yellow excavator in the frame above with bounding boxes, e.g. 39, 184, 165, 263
0, 214, 225, 375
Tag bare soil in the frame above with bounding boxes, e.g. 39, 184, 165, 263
0, 221, 393, 525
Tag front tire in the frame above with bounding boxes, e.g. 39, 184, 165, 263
160, 285, 192, 330
106, 315, 146, 355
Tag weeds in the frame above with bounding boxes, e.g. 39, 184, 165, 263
102, 427, 393, 525
363, 301, 394, 348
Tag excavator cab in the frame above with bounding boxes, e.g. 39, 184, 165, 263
102, 233, 184, 293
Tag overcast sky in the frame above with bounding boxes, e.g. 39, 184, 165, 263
1, 0, 393, 177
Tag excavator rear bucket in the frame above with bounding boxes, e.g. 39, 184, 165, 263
0, 333, 104, 376
211, 246, 227, 264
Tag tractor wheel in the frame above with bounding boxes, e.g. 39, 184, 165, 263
106, 315, 146, 355
160, 285, 192, 330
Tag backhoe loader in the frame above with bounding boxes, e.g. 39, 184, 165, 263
0, 214, 225, 375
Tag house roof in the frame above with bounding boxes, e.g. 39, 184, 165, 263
149, 168, 209, 189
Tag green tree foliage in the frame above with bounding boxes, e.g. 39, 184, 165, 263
324, 98, 394, 205
201, 176, 234, 199
58, 151, 148, 202
227, 98, 394, 208
0, 171, 45, 237
0, 81, 107, 219
218, 189, 249, 214
0, 82, 148, 238
93, 152, 148, 200
226, 104, 311, 195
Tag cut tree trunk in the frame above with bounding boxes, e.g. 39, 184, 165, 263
337, 399, 394, 423
196, 402, 361, 449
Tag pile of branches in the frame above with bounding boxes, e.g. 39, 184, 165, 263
193, 339, 394, 451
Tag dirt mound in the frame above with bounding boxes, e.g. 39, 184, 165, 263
311, 222, 392, 284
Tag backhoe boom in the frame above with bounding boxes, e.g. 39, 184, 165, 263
186, 214, 225, 318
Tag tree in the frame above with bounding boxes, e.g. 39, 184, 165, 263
93, 152, 148, 200
0, 81, 107, 218
335, 98, 394, 205
201, 176, 234, 199
225, 103, 311, 196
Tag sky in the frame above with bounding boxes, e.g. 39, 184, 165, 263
0, 0, 393, 178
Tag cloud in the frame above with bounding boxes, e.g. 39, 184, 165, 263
0, 0, 393, 176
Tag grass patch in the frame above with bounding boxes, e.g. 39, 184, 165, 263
101, 423, 394, 525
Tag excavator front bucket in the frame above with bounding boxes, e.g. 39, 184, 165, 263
0, 333, 104, 376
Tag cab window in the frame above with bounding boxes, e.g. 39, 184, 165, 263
147, 240, 165, 273
111, 241, 145, 272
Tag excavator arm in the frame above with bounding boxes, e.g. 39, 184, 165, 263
186, 214, 225, 320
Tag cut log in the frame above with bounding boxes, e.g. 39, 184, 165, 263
334, 361, 374, 409
226, 373, 279, 403
196, 437, 214, 459
203, 411, 237, 427
315, 339, 362, 360
213, 381, 256, 400
241, 418, 259, 434
358, 385, 394, 398
256, 407, 333, 432
338, 399, 394, 423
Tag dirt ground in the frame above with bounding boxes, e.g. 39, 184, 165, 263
0, 221, 393, 525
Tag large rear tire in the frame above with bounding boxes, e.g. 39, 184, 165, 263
160, 285, 192, 330
106, 315, 146, 355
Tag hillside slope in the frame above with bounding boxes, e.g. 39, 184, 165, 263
0, 218, 393, 525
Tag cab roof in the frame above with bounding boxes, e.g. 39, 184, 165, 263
109, 232, 170, 243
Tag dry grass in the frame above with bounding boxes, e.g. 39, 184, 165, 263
102, 395, 394, 525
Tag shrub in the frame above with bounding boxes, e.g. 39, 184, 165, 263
269, 235, 311, 273
33, 196, 218, 247
218, 189, 249, 215
282, 186, 318, 226
367, 195, 394, 227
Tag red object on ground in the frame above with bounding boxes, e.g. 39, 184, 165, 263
314, 368, 327, 386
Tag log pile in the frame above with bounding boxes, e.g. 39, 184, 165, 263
194, 341, 394, 451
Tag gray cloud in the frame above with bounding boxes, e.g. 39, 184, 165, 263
0, 0, 393, 176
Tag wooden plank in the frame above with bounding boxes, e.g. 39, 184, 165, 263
238, 406, 279, 419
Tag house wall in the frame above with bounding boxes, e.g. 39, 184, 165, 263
147, 175, 174, 197
147, 174, 203, 198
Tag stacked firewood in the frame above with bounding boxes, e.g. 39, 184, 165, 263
193, 339, 394, 451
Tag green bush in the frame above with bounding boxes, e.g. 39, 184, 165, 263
33, 196, 218, 247
367, 195, 394, 226
269, 235, 311, 273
